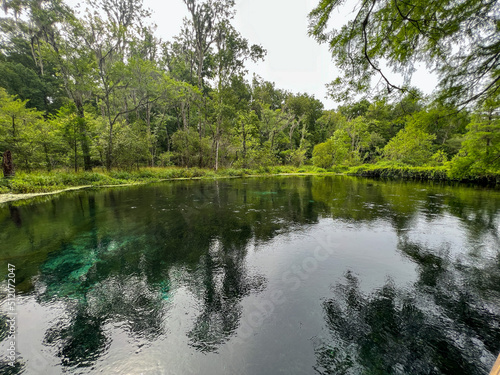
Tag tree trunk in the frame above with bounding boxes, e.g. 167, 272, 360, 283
181, 102, 188, 131
2, 150, 15, 178
215, 139, 219, 171
44, 144, 51, 172
146, 102, 154, 166
242, 121, 247, 167
74, 139, 78, 172
106, 123, 114, 170
75, 100, 92, 171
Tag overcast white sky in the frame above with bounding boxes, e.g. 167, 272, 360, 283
70, 0, 438, 109
144, 0, 346, 108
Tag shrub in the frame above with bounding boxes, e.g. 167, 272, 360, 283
383, 126, 436, 165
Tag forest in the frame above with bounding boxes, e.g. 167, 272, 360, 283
0, 0, 499, 190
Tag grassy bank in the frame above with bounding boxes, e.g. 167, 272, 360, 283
1, 163, 498, 196
347, 163, 500, 184
0, 165, 334, 194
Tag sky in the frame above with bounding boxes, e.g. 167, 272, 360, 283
70, 0, 438, 109
144, 0, 348, 108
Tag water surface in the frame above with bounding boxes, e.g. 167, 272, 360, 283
0, 176, 499, 374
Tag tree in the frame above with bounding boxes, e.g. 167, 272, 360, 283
312, 139, 334, 168
251, 75, 287, 113
0, 87, 44, 169
180, 0, 236, 166
450, 99, 500, 178
80, 0, 157, 169
211, 22, 265, 170
383, 125, 436, 165
308, 0, 500, 107
312, 110, 346, 144
9, 0, 98, 170
286, 93, 324, 153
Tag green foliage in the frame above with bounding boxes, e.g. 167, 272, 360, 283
329, 129, 352, 165
312, 140, 334, 169
383, 126, 436, 165
429, 150, 448, 166
112, 122, 151, 169
171, 130, 212, 168
0, 0, 497, 186
449, 101, 500, 179
349, 164, 449, 181
308, 0, 500, 106
157, 152, 175, 167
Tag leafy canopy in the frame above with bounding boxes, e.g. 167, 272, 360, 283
308, 0, 500, 107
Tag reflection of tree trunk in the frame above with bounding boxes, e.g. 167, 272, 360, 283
88, 195, 98, 249
9, 205, 22, 228
2, 150, 15, 178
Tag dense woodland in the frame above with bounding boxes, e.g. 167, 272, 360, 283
0, 0, 498, 180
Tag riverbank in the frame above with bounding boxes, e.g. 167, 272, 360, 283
1, 164, 499, 204
348, 164, 500, 185
0, 166, 336, 203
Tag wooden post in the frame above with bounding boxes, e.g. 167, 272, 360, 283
491, 353, 500, 375
2, 150, 15, 178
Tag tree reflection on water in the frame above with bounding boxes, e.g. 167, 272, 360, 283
315, 238, 500, 375
0, 176, 499, 373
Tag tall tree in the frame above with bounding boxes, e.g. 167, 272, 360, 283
181, 0, 236, 166
82, 0, 155, 169
7, 0, 98, 170
211, 22, 265, 169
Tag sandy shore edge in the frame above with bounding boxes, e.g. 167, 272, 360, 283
0, 185, 93, 204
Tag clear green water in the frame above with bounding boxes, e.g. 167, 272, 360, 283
0, 176, 499, 374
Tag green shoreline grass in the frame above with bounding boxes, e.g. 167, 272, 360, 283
0, 165, 336, 195
347, 164, 500, 185
1, 164, 498, 198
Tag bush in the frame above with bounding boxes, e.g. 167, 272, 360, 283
383, 126, 436, 165
312, 141, 334, 168
157, 152, 175, 167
